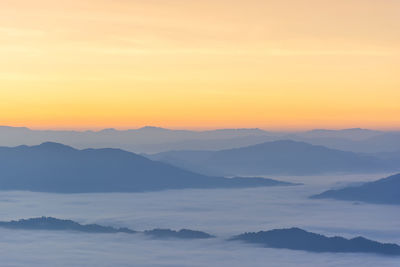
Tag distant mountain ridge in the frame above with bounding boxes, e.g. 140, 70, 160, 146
0, 217, 136, 234
2, 125, 400, 154
144, 229, 214, 239
0, 217, 213, 239
2, 218, 399, 255
230, 227, 400, 255
149, 140, 396, 176
0, 142, 295, 193
302, 128, 382, 140
0, 125, 272, 153
311, 173, 400, 205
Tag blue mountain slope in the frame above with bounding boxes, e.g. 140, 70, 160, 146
150, 140, 394, 176
0, 217, 213, 239
311, 173, 400, 204
230, 228, 400, 255
0, 142, 293, 193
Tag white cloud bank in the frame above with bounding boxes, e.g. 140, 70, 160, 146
0, 173, 399, 266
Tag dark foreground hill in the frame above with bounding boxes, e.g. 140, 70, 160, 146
311, 173, 400, 205
2, 218, 398, 255
230, 228, 400, 255
144, 229, 214, 239
0, 217, 213, 239
0, 217, 136, 234
0, 142, 294, 193
149, 140, 393, 176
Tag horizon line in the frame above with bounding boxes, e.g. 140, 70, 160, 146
1, 124, 399, 133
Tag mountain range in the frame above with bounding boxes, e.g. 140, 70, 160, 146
0, 142, 295, 193
2, 217, 398, 255
1, 126, 400, 154
230, 227, 400, 255
0, 217, 213, 239
148, 140, 397, 176
311, 173, 400, 205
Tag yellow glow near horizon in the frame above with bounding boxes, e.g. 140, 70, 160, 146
1, 0, 399, 130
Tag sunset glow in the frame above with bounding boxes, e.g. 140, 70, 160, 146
1, 0, 399, 130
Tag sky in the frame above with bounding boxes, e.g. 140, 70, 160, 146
1, 0, 399, 130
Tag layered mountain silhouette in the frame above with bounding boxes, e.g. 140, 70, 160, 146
2, 125, 400, 154
0, 126, 270, 154
0, 142, 294, 193
144, 229, 214, 239
311, 173, 400, 205
295, 131, 400, 153
149, 140, 394, 176
297, 128, 382, 141
230, 228, 400, 255
2, 218, 398, 255
0, 217, 136, 234
0, 217, 212, 239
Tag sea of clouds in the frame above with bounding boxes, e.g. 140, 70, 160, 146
0, 173, 399, 266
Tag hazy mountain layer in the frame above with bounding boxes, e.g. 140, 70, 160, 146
3, 218, 399, 255
0, 217, 136, 234
0, 142, 295, 193
144, 229, 214, 239
0, 217, 213, 239
0, 126, 270, 153
311, 173, 400, 204
230, 228, 400, 255
1, 126, 399, 154
149, 140, 396, 176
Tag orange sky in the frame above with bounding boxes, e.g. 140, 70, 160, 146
1, 0, 399, 130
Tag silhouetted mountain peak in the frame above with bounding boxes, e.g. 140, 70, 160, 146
0, 125, 30, 130
230, 227, 400, 255
144, 228, 214, 239
0, 217, 214, 239
98, 128, 117, 133
228, 140, 322, 151
0, 142, 289, 193
35, 142, 77, 151
138, 126, 169, 131
308, 128, 377, 133
311, 173, 400, 204
150, 139, 394, 176
209, 128, 266, 133
0, 217, 136, 234
259, 139, 309, 147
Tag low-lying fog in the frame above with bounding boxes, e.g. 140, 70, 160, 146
0, 173, 399, 266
